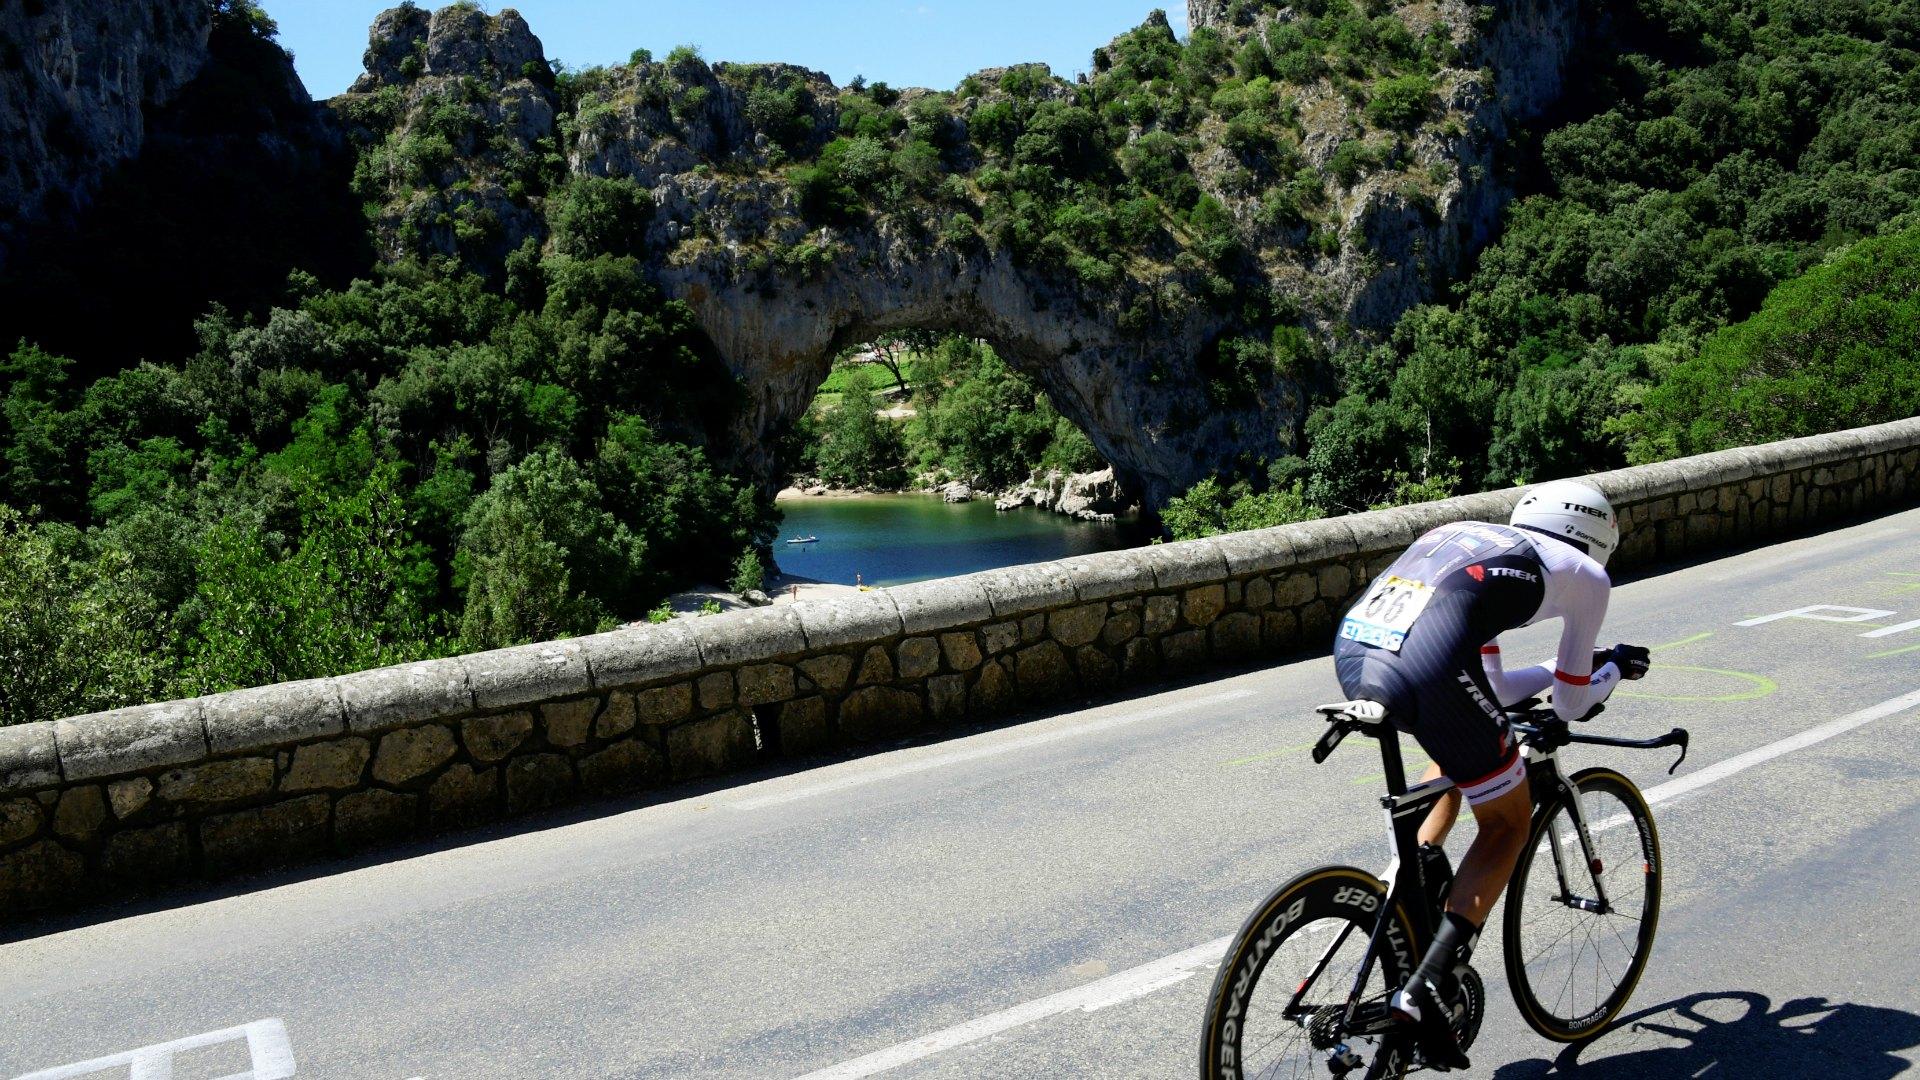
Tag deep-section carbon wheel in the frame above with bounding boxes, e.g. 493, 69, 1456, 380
1200, 866, 1416, 1080
1504, 767, 1663, 1042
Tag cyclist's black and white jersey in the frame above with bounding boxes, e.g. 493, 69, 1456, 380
1333, 520, 1623, 803
1476, 525, 1621, 718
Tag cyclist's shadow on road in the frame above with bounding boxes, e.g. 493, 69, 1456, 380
1492, 991, 1920, 1079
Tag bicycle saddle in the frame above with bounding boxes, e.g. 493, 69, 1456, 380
1314, 699, 1389, 726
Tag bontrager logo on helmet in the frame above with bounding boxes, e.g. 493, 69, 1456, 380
1511, 480, 1619, 565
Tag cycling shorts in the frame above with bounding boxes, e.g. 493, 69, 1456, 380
1333, 598, 1524, 806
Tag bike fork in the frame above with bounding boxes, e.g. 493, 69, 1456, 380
1538, 754, 1615, 913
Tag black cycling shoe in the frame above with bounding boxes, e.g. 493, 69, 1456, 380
1390, 977, 1471, 1072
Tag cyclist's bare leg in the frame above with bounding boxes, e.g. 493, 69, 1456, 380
1444, 775, 1532, 925
1416, 762, 1463, 846
1391, 775, 1530, 1069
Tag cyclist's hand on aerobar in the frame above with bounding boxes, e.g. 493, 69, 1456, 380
1605, 643, 1651, 680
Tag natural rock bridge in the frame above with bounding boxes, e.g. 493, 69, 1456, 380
341, 0, 1584, 503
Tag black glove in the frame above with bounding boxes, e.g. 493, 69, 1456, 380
1606, 643, 1651, 681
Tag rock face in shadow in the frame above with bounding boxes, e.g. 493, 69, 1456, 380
0, 0, 212, 267
0, 1, 365, 367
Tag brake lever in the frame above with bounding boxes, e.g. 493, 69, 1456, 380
1663, 728, 1690, 774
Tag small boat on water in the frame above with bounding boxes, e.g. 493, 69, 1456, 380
785, 535, 819, 545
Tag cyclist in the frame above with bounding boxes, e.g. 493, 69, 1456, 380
1331, 479, 1651, 1070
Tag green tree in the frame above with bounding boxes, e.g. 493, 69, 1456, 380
729, 549, 766, 595
809, 367, 908, 488
549, 176, 654, 258
0, 341, 80, 516
0, 508, 167, 725
1622, 224, 1920, 460
1366, 74, 1433, 129
177, 468, 443, 694
455, 447, 646, 648
1162, 477, 1322, 540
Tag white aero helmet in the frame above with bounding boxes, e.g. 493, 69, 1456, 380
1511, 480, 1619, 565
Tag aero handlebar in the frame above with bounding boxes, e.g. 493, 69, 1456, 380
1506, 703, 1691, 774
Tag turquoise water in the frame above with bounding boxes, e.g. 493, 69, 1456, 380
771, 494, 1154, 587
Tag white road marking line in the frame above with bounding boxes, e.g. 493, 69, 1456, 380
1638, 686, 1920, 808
1734, 605, 1894, 626
792, 685, 1920, 1080
733, 689, 1258, 810
1079, 969, 1199, 1013
1861, 617, 1920, 639
789, 937, 1232, 1080
12, 1019, 294, 1080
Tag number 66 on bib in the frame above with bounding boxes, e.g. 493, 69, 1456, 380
1338, 575, 1434, 652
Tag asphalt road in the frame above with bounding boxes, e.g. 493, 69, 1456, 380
4, 508, 1919, 1080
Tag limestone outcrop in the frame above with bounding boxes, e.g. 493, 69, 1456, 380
338, 4, 556, 270
995, 468, 1135, 520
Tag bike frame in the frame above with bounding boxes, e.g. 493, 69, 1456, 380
1291, 705, 1688, 1032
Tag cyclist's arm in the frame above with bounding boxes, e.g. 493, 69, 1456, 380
1549, 563, 1622, 721
1479, 640, 1552, 705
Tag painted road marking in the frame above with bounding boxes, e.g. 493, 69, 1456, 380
1735, 605, 1895, 627
1616, 665, 1776, 703
1869, 643, 1920, 660
1861, 617, 1920, 639
790, 685, 1920, 1080
1880, 571, 1920, 594
733, 689, 1259, 811
13, 1019, 294, 1080
1650, 631, 1714, 651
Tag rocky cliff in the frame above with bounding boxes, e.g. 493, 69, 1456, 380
0, 0, 212, 267
333, 0, 1582, 507
0, 1, 362, 366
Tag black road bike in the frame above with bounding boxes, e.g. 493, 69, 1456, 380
1199, 699, 1690, 1079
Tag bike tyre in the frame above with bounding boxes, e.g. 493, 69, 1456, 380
1503, 767, 1663, 1042
1199, 865, 1417, 1080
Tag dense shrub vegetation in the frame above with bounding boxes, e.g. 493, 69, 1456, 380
1260, 0, 1920, 520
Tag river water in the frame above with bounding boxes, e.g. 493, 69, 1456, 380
771, 493, 1154, 588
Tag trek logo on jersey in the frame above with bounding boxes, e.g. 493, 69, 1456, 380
1455, 671, 1501, 721
1464, 564, 1538, 584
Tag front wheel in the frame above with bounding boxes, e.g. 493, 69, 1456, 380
1199, 866, 1416, 1080
1504, 767, 1663, 1042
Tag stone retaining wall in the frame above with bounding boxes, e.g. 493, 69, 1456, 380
4, 418, 1918, 914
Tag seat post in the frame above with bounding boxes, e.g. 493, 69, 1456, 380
1380, 728, 1408, 797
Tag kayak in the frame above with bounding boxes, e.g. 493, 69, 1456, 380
785, 536, 819, 544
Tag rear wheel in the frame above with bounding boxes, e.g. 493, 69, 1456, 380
1503, 767, 1662, 1041
1199, 866, 1416, 1080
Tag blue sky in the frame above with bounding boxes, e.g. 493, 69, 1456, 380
268, 1, 1190, 99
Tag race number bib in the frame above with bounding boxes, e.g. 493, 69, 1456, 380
1338, 575, 1435, 652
